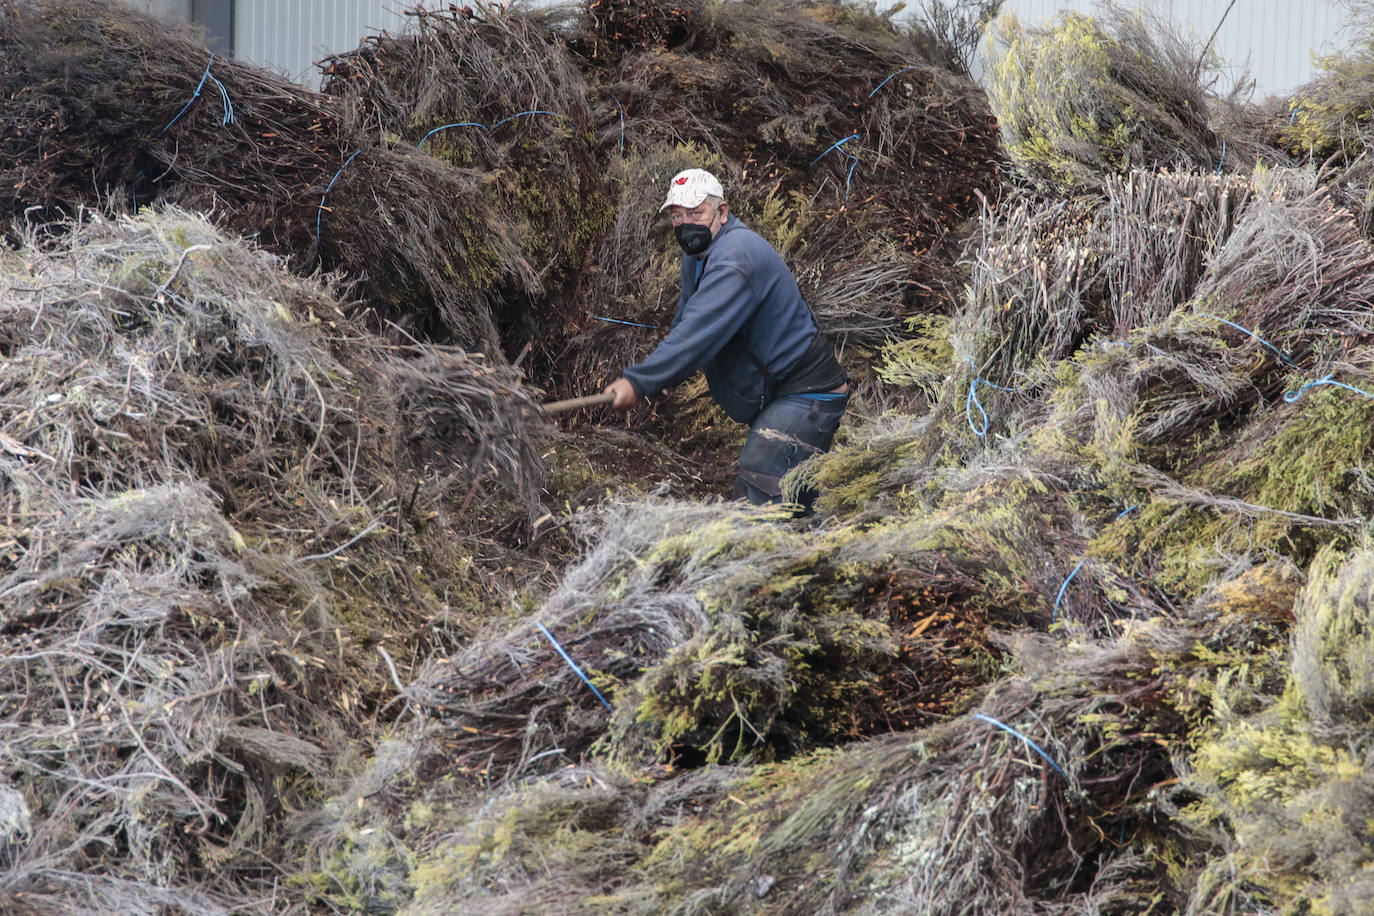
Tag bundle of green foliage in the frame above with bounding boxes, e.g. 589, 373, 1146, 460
845, 165, 1374, 607
1181, 543, 1374, 913
1282, 0, 1374, 162
315, 578, 1300, 915
985, 4, 1223, 187
406, 470, 1143, 799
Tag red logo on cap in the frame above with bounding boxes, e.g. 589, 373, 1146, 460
674, 177, 689, 185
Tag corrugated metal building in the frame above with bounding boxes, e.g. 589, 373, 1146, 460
135, 1, 1353, 98
129, 0, 446, 84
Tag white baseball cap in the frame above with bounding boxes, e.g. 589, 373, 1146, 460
659, 168, 725, 212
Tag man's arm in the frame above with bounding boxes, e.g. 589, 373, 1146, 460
617, 264, 756, 401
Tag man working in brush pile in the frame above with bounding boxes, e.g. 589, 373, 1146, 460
604, 168, 849, 509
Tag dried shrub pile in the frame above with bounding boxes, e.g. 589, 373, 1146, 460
0, 207, 548, 913
1, 0, 1010, 502
1282, 1, 1374, 163
0, 0, 536, 352
14, 1, 1374, 914
394, 602, 1289, 915
320, 3, 605, 326
559, 0, 1001, 395
303, 30, 1374, 915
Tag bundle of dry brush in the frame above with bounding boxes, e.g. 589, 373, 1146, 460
0, 207, 548, 913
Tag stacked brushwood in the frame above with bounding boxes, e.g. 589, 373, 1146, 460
389, 599, 1292, 915
295, 8, 1374, 916
0, 206, 548, 913
0, 0, 537, 352
314, 0, 1003, 406
1, 0, 1007, 502
306, 151, 1374, 909
18, 0, 1374, 914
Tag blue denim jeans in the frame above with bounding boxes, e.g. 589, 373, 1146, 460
732, 393, 848, 510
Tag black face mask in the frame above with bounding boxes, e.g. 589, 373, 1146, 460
675, 223, 714, 256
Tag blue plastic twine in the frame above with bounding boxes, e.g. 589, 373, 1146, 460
1215, 139, 1226, 174
593, 316, 660, 329
491, 109, 562, 128
612, 95, 625, 155
207, 73, 234, 126
965, 358, 1019, 437
416, 111, 565, 149
316, 148, 362, 240
1052, 560, 1086, 623
1197, 313, 1299, 367
868, 66, 920, 99
536, 622, 613, 712
161, 52, 223, 133
416, 121, 488, 148
1285, 375, 1374, 404
809, 133, 860, 168
973, 713, 1069, 781
810, 133, 861, 200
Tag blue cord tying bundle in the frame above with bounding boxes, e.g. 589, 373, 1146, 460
593, 316, 660, 329
315, 148, 362, 240
810, 133, 861, 200
972, 713, 1069, 781
415, 110, 564, 148
161, 51, 235, 133
1052, 560, 1086, 623
416, 121, 488, 148
965, 357, 1019, 437
1193, 314, 1374, 407
612, 95, 625, 155
1197, 312, 1299, 367
1285, 375, 1374, 404
868, 66, 920, 99
536, 622, 613, 712
806, 67, 924, 201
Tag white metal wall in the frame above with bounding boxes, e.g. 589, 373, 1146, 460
126, 0, 188, 20
994, 0, 1354, 99
233, 0, 453, 86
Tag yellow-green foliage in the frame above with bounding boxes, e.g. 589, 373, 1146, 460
878, 313, 954, 397
986, 10, 1214, 187
737, 185, 816, 262
1077, 361, 1374, 599
584, 476, 1081, 767
406, 780, 637, 915
1282, 39, 1374, 159
988, 12, 1133, 185
630, 743, 914, 907
605, 530, 897, 764
1182, 543, 1374, 915
1290, 543, 1374, 724
1202, 386, 1374, 521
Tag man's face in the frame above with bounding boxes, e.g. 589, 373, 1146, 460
668, 199, 728, 236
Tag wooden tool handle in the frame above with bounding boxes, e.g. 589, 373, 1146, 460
541, 391, 616, 415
